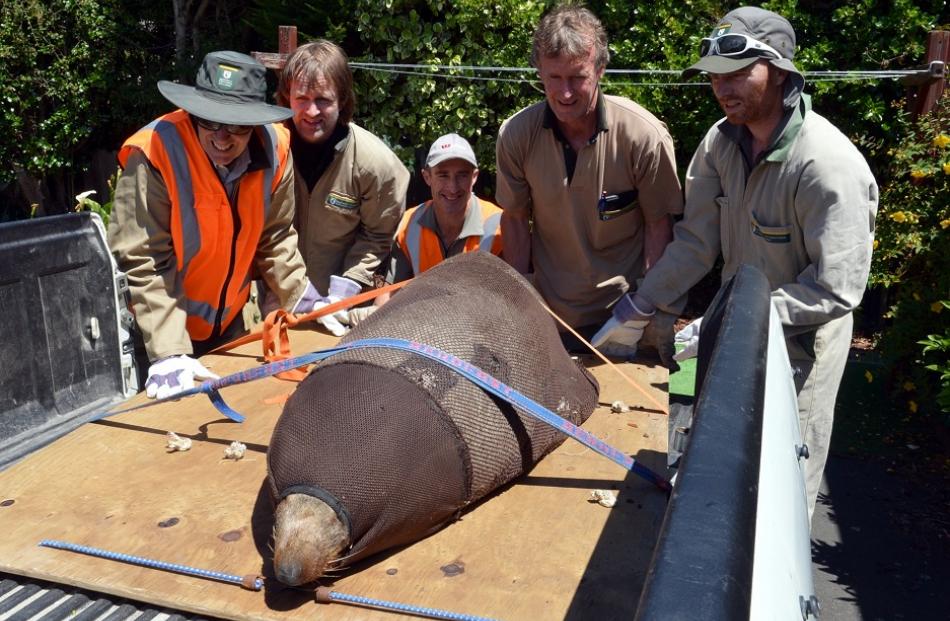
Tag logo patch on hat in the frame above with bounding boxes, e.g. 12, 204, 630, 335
215, 64, 240, 91
713, 24, 732, 37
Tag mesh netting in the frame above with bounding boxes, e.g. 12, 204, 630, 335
267, 252, 599, 562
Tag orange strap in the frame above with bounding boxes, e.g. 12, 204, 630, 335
211, 280, 410, 381
543, 306, 669, 415
212, 278, 664, 413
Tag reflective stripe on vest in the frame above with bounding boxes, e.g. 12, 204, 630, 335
399, 195, 503, 276
118, 110, 290, 341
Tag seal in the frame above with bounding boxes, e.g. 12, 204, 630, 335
266, 253, 600, 584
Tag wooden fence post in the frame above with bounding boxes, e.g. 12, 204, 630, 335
907, 30, 949, 118
251, 25, 298, 71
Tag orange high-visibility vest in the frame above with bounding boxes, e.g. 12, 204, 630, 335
395, 195, 503, 276
118, 109, 290, 341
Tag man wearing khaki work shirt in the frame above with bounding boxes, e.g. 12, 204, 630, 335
277, 40, 409, 300
602, 7, 878, 521
496, 4, 683, 361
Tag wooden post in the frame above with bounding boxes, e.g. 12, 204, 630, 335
251, 25, 298, 71
908, 30, 949, 118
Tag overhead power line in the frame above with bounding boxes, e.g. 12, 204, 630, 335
349, 61, 924, 86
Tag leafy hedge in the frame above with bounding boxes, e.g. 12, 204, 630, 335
868, 100, 950, 418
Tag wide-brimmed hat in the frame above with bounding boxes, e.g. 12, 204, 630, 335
158, 51, 292, 125
683, 6, 805, 105
425, 133, 478, 168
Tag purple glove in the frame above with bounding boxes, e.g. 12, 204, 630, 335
292, 280, 348, 337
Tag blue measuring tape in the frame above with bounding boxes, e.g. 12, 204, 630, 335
95, 338, 670, 492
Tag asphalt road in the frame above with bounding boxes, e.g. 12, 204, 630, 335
811, 455, 950, 620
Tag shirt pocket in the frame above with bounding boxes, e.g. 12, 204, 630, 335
750, 211, 792, 244
590, 188, 640, 250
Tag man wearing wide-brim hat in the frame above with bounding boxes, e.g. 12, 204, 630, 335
109, 51, 338, 400
594, 6, 879, 522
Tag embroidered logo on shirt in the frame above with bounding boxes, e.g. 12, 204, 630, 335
325, 191, 360, 214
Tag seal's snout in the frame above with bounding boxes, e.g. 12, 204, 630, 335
272, 493, 349, 586
275, 561, 302, 586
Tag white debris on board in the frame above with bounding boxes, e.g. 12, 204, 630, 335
588, 489, 618, 508
165, 431, 192, 452
610, 400, 630, 413
224, 441, 247, 460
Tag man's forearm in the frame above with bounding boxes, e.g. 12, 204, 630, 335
643, 215, 673, 271
501, 210, 531, 274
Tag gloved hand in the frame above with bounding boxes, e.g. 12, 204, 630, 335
591, 292, 654, 358
590, 316, 650, 358
145, 355, 219, 400
673, 316, 703, 361
347, 305, 378, 327
292, 280, 348, 337
326, 275, 362, 324
639, 309, 681, 373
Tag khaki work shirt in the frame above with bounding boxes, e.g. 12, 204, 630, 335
496, 95, 683, 327
108, 134, 309, 361
640, 96, 878, 338
294, 123, 409, 292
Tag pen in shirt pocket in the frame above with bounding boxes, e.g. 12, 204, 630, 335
597, 189, 639, 221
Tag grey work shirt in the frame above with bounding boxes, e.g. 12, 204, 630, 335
639, 95, 878, 334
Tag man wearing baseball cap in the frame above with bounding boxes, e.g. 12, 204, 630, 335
593, 6, 878, 521
109, 51, 336, 400
371, 133, 503, 309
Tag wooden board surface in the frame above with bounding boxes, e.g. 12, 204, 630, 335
0, 327, 670, 620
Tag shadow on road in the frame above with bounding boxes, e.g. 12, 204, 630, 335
812, 395, 950, 621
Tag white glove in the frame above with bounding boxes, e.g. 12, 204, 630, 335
590, 316, 650, 359
145, 355, 219, 400
326, 275, 362, 324
673, 316, 703, 361
311, 301, 348, 337
347, 305, 378, 327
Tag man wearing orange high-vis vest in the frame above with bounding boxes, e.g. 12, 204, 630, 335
371, 134, 502, 311
109, 51, 332, 400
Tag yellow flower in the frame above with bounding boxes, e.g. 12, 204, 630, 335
865, 369, 874, 383
943, 162, 950, 175
889, 211, 907, 222
910, 169, 928, 180
908, 400, 918, 413
934, 134, 950, 149
873, 239, 879, 249
941, 219, 950, 229
903, 380, 916, 391
932, 301, 944, 313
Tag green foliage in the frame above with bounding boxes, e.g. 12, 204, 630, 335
0, 0, 118, 181
920, 323, 950, 413
768, 0, 940, 174
346, 0, 548, 180
868, 100, 950, 418
74, 170, 117, 227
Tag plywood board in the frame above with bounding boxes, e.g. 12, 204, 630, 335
0, 327, 669, 620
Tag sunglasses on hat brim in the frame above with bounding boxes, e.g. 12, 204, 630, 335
699, 33, 782, 60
